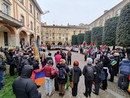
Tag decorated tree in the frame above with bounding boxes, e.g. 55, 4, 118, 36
116, 2, 130, 47
77, 33, 84, 45
84, 31, 91, 44
71, 35, 78, 45
102, 17, 119, 46
91, 27, 103, 45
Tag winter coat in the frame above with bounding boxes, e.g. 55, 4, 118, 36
43, 65, 55, 77
70, 66, 82, 83
94, 62, 103, 80
119, 60, 130, 75
83, 64, 95, 81
0, 57, 6, 71
12, 65, 41, 98
57, 64, 69, 84
55, 54, 62, 64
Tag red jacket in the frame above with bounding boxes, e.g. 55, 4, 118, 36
43, 65, 54, 77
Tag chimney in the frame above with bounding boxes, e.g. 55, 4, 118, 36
104, 10, 108, 13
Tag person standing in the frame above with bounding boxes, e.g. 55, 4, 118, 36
55, 51, 62, 65
57, 59, 69, 96
12, 65, 41, 98
0, 52, 6, 90
102, 55, 110, 90
67, 50, 72, 65
93, 58, 103, 95
43, 60, 55, 97
70, 60, 82, 97
83, 58, 95, 98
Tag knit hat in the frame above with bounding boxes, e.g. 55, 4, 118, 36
87, 58, 93, 64
60, 59, 66, 64
73, 60, 79, 66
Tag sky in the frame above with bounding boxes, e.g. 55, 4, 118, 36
37, 0, 122, 25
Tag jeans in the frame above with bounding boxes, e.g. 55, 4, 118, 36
45, 77, 53, 95
0, 71, 4, 90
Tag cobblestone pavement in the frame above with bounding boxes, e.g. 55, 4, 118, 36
39, 51, 130, 98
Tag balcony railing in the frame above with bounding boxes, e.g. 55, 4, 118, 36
0, 11, 23, 28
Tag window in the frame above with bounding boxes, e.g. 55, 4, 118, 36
74, 31, 75, 35
3, 32, 8, 46
59, 37, 61, 39
59, 33, 61, 36
30, 4, 32, 13
37, 26, 39, 33
116, 9, 121, 16
46, 37, 48, 39
106, 15, 110, 20
66, 37, 68, 41
46, 33, 49, 36
53, 37, 55, 39
99, 19, 103, 26
20, 15, 24, 25
3, 3, 9, 15
37, 13, 39, 19
19, 0, 24, 5
30, 21, 33, 30
52, 33, 54, 36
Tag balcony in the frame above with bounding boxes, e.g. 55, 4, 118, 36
0, 11, 23, 28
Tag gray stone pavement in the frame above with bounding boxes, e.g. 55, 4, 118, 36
39, 51, 130, 98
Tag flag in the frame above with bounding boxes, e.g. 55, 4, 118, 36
90, 42, 93, 47
32, 40, 40, 57
101, 45, 106, 51
128, 81, 130, 93
31, 68, 45, 85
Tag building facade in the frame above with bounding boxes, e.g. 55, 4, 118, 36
42, 24, 88, 45
89, 0, 130, 30
0, 0, 43, 47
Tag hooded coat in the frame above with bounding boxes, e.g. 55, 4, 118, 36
12, 65, 41, 98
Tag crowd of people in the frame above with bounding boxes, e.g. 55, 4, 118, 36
0, 45, 130, 98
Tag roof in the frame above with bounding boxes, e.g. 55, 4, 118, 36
42, 25, 88, 29
32, 0, 43, 14
89, 0, 127, 25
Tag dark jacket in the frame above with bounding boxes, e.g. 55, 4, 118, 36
12, 65, 41, 98
83, 64, 95, 80
94, 62, 103, 80
57, 63, 69, 84
70, 66, 82, 83
32, 60, 39, 70
0, 57, 6, 71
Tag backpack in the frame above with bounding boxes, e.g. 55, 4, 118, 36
58, 68, 66, 79
99, 69, 105, 80
86, 65, 94, 80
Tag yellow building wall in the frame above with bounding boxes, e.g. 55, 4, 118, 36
0, 32, 4, 47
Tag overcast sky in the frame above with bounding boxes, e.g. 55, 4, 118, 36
37, 0, 122, 25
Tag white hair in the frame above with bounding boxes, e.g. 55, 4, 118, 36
87, 58, 93, 64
